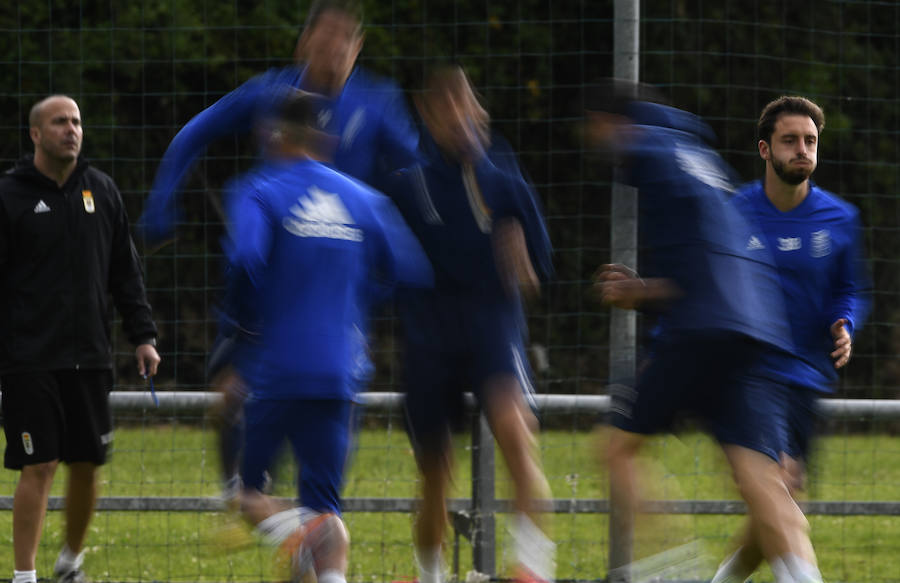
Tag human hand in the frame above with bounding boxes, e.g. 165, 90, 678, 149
830, 318, 852, 369
493, 218, 540, 300
136, 343, 161, 377
593, 263, 644, 309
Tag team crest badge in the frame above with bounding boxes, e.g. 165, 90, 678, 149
82, 190, 95, 213
21, 432, 34, 455
810, 229, 832, 258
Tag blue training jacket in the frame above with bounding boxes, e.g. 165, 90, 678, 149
623, 101, 793, 354
140, 65, 419, 242
224, 158, 433, 400
382, 131, 553, 343
733, 180, 872, 392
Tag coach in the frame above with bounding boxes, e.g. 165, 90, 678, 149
0, 95, 160, 583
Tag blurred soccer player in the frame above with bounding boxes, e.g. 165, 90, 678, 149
221, 91, 432, 583
382, 65, 555, 583
138, 0, 420, 502
710, 97, 871, 583
587, 81, 821, 583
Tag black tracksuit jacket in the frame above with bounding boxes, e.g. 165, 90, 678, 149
0, 156, 157, 374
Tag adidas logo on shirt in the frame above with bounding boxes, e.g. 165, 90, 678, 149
33, 200, 51, 213
283, 185, 363, 242
746, 235, 765, 250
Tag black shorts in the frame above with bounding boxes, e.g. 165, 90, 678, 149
1, 370, 113, 469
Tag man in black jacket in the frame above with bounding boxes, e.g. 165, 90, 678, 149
0, 95, 160, 583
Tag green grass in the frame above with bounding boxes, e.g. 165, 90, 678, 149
2, 423, 900, 582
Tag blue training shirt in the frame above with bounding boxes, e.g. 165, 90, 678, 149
384, 132, 552, 297
623, 101, 793, 354
140, 65, 419, 242
733, 180, 872, 392
382, 131, 552, 346
224, 158, 433, 400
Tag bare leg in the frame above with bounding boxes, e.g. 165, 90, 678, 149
603, 426, 646, 578
239, 488, 294, 526
483, 376, 551, 521
722, 445, 815, 564
483, 376, 555, 580
13, 461, 58, 571
64, 462, 99, 553
211, 369, 249, 486
414, 441, 453, 583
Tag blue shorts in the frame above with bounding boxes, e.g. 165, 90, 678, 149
781, 385, 819, 461
241, 396, 353, 514
402, 293, 535, 455
609, 331, 785, 461
713, 372, 788, 462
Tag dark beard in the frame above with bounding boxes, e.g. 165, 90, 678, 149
772, 157, 812, 185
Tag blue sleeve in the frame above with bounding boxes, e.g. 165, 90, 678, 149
830, 211, 872, 337
372, 86, 420, 183
507, 176, 554, 282
138, 74, 274, 243
488, 144, 554, 282
226, 179, 275, 295
367, 193, 433, 288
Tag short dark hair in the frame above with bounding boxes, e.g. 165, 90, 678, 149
279, 91, 318, 127
275, 90, 326, 146
584, 79, 667, 116
305, 0, 363, 32
757, 96, 825, 143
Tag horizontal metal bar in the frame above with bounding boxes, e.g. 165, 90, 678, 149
100, 391, 900, 420
2, 496, 899, 516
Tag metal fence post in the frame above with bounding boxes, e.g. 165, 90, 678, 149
609, 0, 640, 581
472, 412, 496, 575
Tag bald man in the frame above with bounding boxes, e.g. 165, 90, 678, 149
0, 95, 160, 583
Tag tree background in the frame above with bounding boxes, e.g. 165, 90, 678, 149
0, 1, 896, 400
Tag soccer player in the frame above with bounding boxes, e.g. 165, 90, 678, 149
382, 65, 555, 583
710, 97, 871, 583
587, 81, 821, 583
138, 0, 420, 501
222, 91, 432, 583
0, 96, 161, 583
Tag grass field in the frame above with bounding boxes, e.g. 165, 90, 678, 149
1, 417, 899, 582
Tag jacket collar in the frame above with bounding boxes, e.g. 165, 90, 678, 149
8, 154, 90, 190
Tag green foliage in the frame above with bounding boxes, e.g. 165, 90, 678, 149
0, 1, 897, 396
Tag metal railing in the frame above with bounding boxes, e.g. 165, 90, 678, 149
3, 391, 900, 579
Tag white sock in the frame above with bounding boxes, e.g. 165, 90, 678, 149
223, 474, 242, 500
317, 568, 346, 583
54, 543, 85, 574
512, 513, 556, 582
13, 570, 37, 583
255, 507, 304, 546
711, 547, 753, 583
784, 554, 823, 583
416, 545, 443, 583
770, 557, 794, 583
297, 505, 322, 526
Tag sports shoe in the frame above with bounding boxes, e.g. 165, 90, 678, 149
513, 565, 549, 583
206, 513, 255, 553
274, 513, 332, 583
55, 568, 88, 583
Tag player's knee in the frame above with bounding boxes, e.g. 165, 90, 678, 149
795, 508, 811, 534
308, 513, 349, 571
21, 460, 59, 486
67, 461, 100, 485
605, 428, 641, 469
